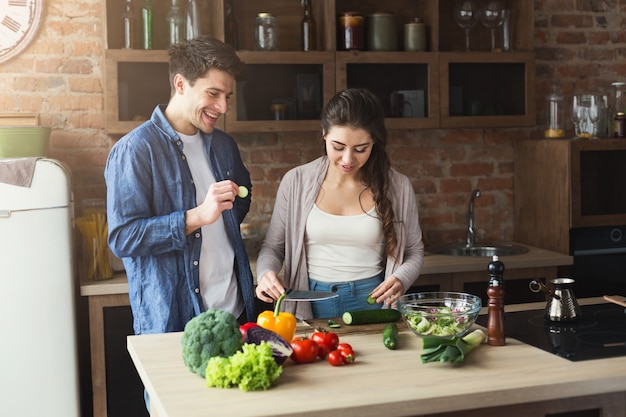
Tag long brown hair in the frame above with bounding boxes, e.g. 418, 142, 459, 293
320, 88, 398, 259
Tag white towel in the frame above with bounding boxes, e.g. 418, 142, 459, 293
0, 157, 39, 187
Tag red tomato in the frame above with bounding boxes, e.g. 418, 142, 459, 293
311, 330, 340, 352
327, 350, 345, 366
290, 338, 319, 363
336, 342, 353, 353
317, 343, 330, 359
336, 343, 355, 363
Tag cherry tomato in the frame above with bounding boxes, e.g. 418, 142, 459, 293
290, 338, 319, 364
327, 350, 345, 366
336, 343, 353, 353
311, 330, 340, 352
336, 343, 355, 363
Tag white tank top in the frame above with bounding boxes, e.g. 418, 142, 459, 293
305, 204, 384, 282
178, 131, 242, 318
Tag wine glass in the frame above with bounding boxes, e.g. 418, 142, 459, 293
572, 94, 600, 139
453, 1, 480, 52
480, 1, 505, 51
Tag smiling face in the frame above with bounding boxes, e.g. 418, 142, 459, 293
324, 125, 374, 178
168, 68, 234, 135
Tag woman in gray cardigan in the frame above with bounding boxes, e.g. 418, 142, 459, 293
256, 88, 424, 320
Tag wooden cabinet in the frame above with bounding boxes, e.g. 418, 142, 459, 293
102, 0, 535, 135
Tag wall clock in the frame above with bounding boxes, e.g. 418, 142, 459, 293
0, 0, 45, 64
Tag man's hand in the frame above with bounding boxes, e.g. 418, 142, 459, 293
184, 180, 239, 235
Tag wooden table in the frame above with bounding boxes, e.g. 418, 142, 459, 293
127, 297, 626, 417
81, 244, 573, 417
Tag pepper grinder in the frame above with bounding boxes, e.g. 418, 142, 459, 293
487, 255, 506, 346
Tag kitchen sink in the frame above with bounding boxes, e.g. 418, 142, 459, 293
429, 242, 529, 257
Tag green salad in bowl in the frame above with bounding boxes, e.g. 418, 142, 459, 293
398, 292, 482, 338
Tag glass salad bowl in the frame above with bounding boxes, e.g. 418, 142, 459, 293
398, 292, 482, 338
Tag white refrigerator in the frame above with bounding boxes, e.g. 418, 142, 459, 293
0, 158, 80, 417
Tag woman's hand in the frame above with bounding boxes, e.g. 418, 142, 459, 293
369, 276, 404, 307
255, 271, 286, 303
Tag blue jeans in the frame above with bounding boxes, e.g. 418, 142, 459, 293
309, 273, 383, 319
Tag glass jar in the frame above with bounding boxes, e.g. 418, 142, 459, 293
337, 12, 364, 51
544, 85, 565, 138
255, 13, 278, 51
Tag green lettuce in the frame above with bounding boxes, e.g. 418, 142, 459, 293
205, 341, 282, 391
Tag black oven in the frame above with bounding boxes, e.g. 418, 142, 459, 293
569, 225, 626, 298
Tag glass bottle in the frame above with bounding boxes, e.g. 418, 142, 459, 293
224, 0, 238, 49
166, 0, 185, 47
255, 13, 278, 51
544, 85, 565, 138
122, 0, 136, 49
186, 0, 201, 40
610, 81, 626, 138
301, 0, 317, 51
501, 9, 512, 52
140, 0, 153, 50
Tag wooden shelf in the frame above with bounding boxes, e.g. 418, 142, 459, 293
103, 0, 535, 135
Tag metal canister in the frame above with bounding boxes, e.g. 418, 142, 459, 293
337, 12, 364, 51
255, 13, 278, 51
366, 12, 397, 51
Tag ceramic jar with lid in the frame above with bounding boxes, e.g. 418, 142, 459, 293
404, 18, 427, 51
366, 12, 397, 51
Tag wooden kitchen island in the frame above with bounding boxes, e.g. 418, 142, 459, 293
81, 243, 573, 417
127, 298, 626, 417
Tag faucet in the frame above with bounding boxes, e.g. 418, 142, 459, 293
466, 189, 481, 247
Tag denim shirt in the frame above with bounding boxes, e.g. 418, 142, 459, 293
104, 105, 255, 334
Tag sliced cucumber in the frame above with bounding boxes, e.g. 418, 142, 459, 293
342, 308, 401, 325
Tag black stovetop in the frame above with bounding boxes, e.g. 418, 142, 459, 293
476, 303, 626, 361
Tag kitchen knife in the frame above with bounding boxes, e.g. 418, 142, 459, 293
282, 288, 338, 301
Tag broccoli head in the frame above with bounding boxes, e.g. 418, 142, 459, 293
181, 309, 243, 378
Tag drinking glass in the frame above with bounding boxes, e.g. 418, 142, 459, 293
480, 1, 505, 51
453, 1, 480, 52
572, 94, 600, 139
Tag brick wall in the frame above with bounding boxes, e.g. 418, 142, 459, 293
2, 0, 625, 248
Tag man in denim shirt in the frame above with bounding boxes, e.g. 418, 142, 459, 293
105, 36, 256, 336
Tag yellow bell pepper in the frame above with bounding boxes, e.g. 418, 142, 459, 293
256, 293, 296, 342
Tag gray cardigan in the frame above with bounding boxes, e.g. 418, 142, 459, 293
257, 156, 425, 319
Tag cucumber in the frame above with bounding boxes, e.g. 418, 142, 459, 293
366, 294, 377, 305
383, 323, 399, 350
342, 308, 401, 325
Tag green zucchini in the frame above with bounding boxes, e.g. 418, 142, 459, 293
383, 323, 399, 350
342, 308, 401, 325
